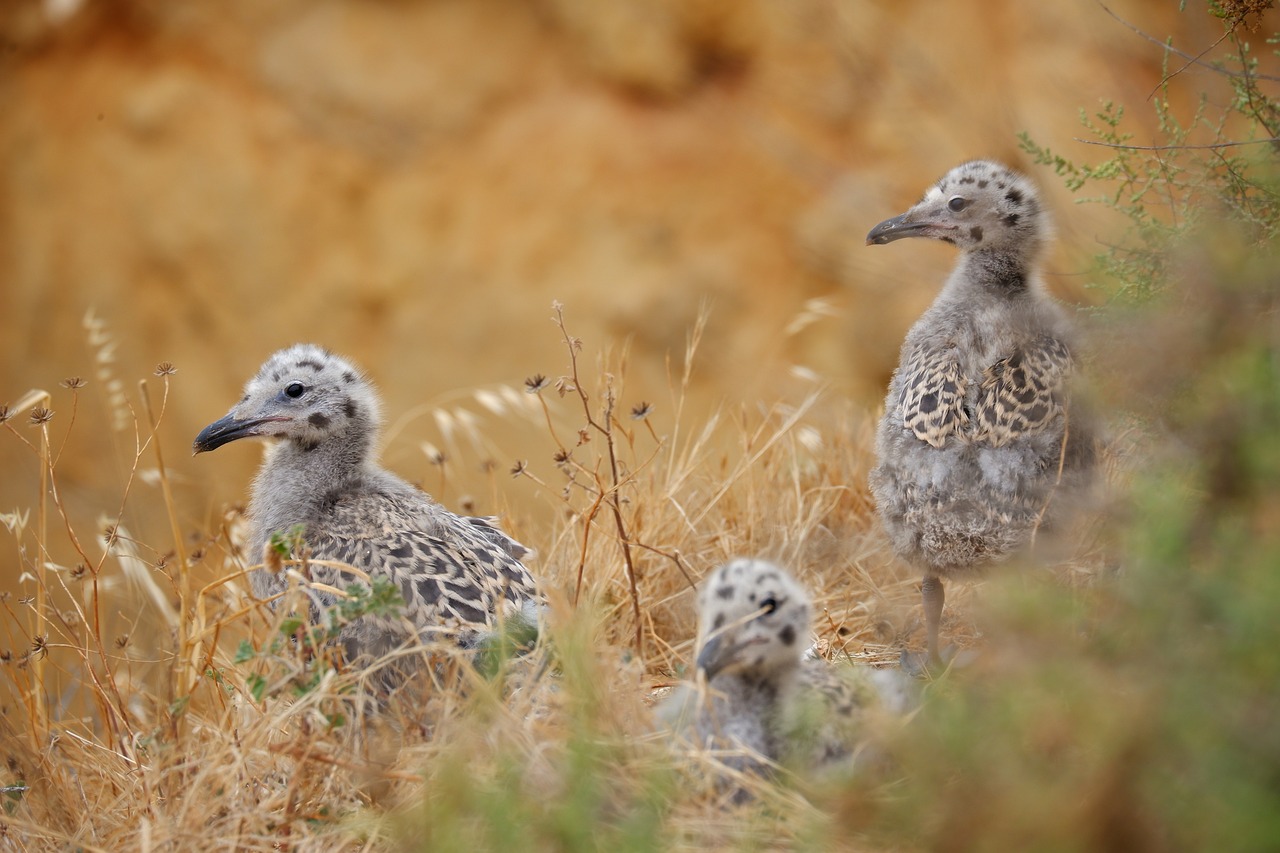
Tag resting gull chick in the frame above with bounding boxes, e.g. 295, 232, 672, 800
659, 558, 913, 799
867, 160, 1095, 668
194, 343, 540, 673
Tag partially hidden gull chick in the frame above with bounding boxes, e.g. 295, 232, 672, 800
194, 343, 540, 673
659, 558, 913, 799
867, 160, 1096, 668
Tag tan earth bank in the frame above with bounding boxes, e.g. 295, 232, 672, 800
0, 0, 1202, 534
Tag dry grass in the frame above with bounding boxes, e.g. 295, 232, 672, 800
0, 303, 928, 850
3, 265, 1274, 850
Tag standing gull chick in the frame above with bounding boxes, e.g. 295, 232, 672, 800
194, 343, 539, 671
867, 160, 1095, 667
659, 558, 912, 797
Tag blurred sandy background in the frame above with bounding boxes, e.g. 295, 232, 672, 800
0, 0, 1214, 573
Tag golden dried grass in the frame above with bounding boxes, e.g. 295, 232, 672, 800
0, 301, 929, 850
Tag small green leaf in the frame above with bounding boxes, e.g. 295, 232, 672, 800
233, 639, 257, 664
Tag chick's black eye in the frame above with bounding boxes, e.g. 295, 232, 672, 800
284, 382, 306, 399
760, 597, 778, 615
948, 196, 967, 212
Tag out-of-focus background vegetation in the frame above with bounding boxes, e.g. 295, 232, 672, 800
2, 0, 1279, 849
0, 0, 1216, 543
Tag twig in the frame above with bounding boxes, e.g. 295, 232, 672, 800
1074, 136, 1280, 151
552, 302, 644, 655
1097, 2, 1280, 86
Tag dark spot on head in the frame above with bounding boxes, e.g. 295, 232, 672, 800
241, 394, 249, 403
959, 176, 974, 185
1006, 189, 1023, 204
978, 180, 988, 188
713, 613, 726, 629
1004, 213, 1020, 227
996, 182, 1006, 190
343, 401, 358, 419
297, 359, 324, 372
342, 371, 356, 384
779, 624, 796, 646
271, 372, 281, 383
716, 585, 735, 600
308, 413, 330, 428
970, 226, 984, 242
940, 236, 956, 245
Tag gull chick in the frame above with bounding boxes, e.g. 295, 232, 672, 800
194, 343, 540, 672
659, 558, 912, 798
867, 161, 1096, 667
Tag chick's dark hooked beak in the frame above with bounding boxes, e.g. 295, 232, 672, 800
695, 633, 731, 680
866, 211, 939, 245
192, 413, 289, 454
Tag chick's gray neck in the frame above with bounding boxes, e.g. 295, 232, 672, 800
248, 428, 375, 548
948, 246, 1038, 300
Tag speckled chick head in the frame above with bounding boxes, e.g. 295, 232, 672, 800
694, 558, 813, 681
866, 160, 1049, 256
193, 344, 383, 455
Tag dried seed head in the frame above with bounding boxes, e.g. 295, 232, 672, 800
552, 449, 571, 465
155, 362, 176, 376
61, 377, 86, 390
510, 460, 528, 478
263, 539, 284, 575
630, 401, 653, 420
0, 406, 9, 424
524, 374, 549, 394
28, 407, 53, 426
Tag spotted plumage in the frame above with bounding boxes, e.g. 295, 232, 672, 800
194, 343, 540, 670
659, 559, 913, 797
867, 161, 1095, 665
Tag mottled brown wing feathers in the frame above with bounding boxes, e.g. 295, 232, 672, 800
898, 344, 969, 448
975, 336, 1072, 448
298, 499, 537, 635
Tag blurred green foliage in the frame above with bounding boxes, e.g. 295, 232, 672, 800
846, 4, 1280, 850
1019, 1, 1279, 304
